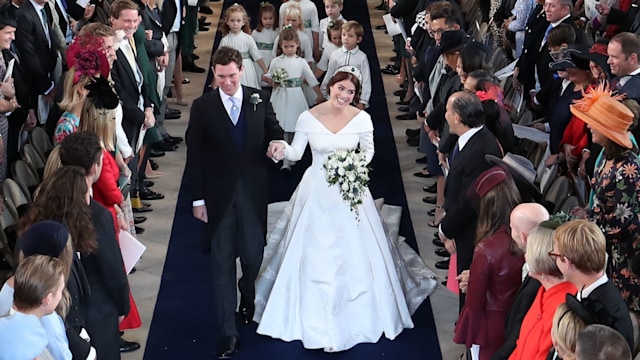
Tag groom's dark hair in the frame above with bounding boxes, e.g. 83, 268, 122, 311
211, 46, 243, 69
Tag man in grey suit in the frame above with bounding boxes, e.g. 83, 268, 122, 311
185, 46, 285, 359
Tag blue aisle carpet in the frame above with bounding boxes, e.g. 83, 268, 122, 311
144, 1, 442, 358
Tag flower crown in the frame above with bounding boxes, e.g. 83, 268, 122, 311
334, 66, 362, 82
282, 24, 293, 30
259, 1, 271, 6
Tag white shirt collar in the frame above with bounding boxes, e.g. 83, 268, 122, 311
457, 125, 484, 151
551, 14, 571, 27
342, 45, 360, 54
577, 274, 609, 301
219, 86, 243, 104
630, 67, 640, 76
29, 0, 44, 11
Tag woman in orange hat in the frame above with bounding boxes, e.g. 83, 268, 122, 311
570, 84, 640, 314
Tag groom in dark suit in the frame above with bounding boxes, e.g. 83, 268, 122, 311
185, 46, 285, 359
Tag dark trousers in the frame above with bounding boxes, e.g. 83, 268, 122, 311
127, 152, 139, 197
210, 181, 264, 337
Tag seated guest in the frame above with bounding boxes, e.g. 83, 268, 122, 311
575, 324, 632, 360
550, 302, 587, 360
0, 255, 66, 360
508, 223, 577, 360
552, 219, 634, 351
454, 167, 523, 359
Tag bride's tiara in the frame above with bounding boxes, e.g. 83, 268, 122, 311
334, 66, 362, 82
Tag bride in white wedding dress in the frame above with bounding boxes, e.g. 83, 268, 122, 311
254, 67, 437, 352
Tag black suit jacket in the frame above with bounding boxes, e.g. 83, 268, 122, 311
492, 274, 542, 360
140, 3, 165, 66
440, 127, 502, 272
15, 0, 56, 95
586, 280, 635, 351
84, 199, 130, 316
160, 0, 181, 35
535, 17, 579, 90
111, 46, 150, 148
185, 86, 284, 236
516, 4, 547, 91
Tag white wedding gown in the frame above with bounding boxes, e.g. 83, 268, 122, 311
253, 110, 437, 351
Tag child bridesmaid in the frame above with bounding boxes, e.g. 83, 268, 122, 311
252, 3, 279, 89
219, 4, 268, 88
264, 27, 323, 171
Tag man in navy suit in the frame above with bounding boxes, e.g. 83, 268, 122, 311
185, 46, 285, 359
608, 32, 640, 102
552, 219, 635, 352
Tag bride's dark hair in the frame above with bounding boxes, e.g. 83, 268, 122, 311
327, 72, 361, 105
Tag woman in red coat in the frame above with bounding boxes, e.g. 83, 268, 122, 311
508, 223, 577, 360
454, 167, 523, 359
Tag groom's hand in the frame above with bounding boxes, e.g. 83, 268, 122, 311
267, 141, 286, 161
193, 205, 208, 223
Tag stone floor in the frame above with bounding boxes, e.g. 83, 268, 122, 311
121, 1, 464, 359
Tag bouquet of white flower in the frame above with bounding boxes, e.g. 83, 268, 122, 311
271, 68, 289, 87
323, 149, 371, 220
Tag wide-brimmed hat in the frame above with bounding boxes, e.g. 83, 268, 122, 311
437, 30, 469, 55
486, 153, 541, 201
571, 40, 611, 80
549, 44, 590, 71
570, 84, 634, 148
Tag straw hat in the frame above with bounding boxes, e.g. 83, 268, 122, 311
570, 83, 634, 148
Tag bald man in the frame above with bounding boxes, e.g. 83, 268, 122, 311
458, 203, 549, 360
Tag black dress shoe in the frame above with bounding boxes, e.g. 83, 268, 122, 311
199, 5, 213, 14
428, 208, 436, 216
423, 183, 437, 193
148, 148, 165, 158
389, 56, 398, 61
375, 3, 386, 10
435, 259, 450, 270
153, 140, 178, 152
396, 113, 417, 121
135, 226, 145, 234
398, 106, 410, 112
164, 134, 184, 144
199, 25, 210, 32
435, 248, 450, 257
422, 196, 437, 204
198, 18, 212, 26
149, 159, 159, 170
396, 100, 409, 105
192, 53, 200, 60
413, 171, 434, 179
415, 156, 427, 164
393, 89, 407, 97
407, 137, 419, 146
120, 338, 140, 353
381, 67, 399, 75
143, 180, 154, 188
140, 187, 165, 200
183, 62, 206, 73
375, 24, 386, 30
433, 238, 445, 247
165, 110, 181, 120
217, 336, 240, 359
406, 128, 420, 137
133, 206, 153, 213
239, 297, 255, 324
134, 216, 147, 224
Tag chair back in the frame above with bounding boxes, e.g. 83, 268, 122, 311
11, 160, 40, 200
28, 127, 54, 161
21, 144, 45, 179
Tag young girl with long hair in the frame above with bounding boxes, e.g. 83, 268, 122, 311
218, 4, 268, 88
252, 3, 278, 88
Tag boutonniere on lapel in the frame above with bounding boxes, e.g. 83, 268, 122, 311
250, 93, 262, 111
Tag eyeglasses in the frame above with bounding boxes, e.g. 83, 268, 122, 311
548, 250, 564, 261
428, 27, 453, 37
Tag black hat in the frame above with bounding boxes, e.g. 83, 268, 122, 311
0, 7, 16, 29
571, 39, 611, 80
437, 30, 469, 55
20, 221, 70, 258
85, 76, 119, 110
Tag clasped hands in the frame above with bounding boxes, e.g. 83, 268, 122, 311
267, 141, 286, 162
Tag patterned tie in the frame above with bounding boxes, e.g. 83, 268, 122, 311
230, 97, 240, 125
